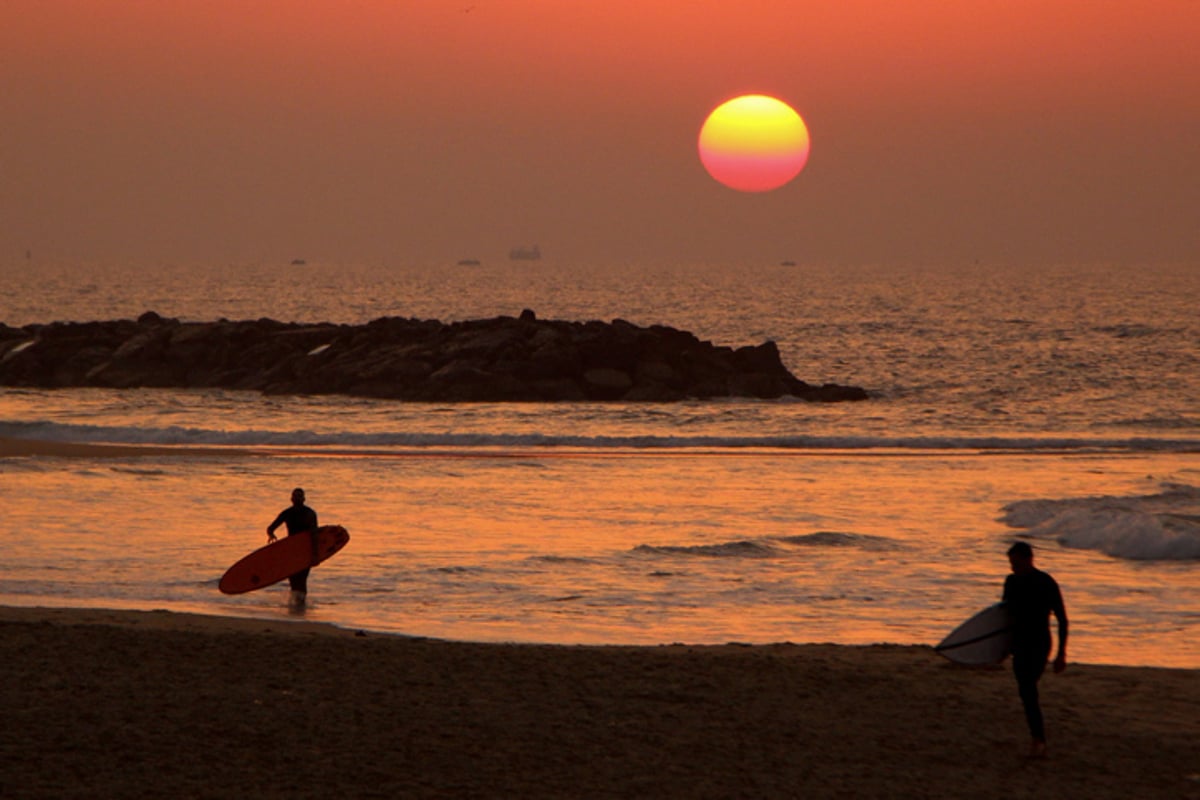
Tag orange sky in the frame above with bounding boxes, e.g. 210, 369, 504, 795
2, 0, 1197, 266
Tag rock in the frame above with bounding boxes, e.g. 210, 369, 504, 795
634, 360, 681, 388
728, 372, 788, 399
733, 341, 786, 373
582, 368, 634, 400
0, 312, 869, 403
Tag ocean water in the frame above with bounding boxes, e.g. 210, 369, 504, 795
1, 259, 1198, 667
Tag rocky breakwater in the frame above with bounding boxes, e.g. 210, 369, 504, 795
0, 310, 868, 402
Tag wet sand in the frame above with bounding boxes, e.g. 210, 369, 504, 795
2, 606, 1197, 799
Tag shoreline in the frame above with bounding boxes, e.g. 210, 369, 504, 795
3, 605, 1198, 798
5, 599, 1198, 670
4, 601, 1199, 670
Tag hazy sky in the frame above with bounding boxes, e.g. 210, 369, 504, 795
3, 1, 1198, 266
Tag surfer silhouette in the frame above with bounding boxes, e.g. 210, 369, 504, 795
267, 487, 319, 609
1002, 541, 1068, 759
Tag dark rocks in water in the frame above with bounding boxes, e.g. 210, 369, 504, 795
0, 312, 869, 403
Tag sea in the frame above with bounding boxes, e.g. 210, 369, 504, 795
2, 259, 1198, 667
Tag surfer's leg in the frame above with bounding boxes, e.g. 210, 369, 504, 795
1012, 651, 1047, 750
287, 568, 310, 609
289, 568, 310, 594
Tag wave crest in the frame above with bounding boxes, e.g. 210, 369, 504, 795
633, 541, 777, 558
4, 419, 1200, 454
632, 530, 897, 559
1001, 485, 1200, 560
773, 531, 896, 550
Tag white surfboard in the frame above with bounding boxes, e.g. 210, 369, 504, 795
935, 603, 1013, 665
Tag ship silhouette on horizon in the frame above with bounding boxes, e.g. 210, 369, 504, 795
508, 244, 541, 261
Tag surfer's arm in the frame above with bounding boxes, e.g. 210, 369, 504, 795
266, 512, 285, 542
1051, 584, 1068, 672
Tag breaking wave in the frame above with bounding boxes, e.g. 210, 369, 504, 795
773, 531, 897, 550
4, 420, 1199, 455
632, 531, 899, 559
633, 540, 778, 558
1001, 485, 1200, 561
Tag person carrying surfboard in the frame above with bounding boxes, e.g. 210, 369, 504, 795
267, 487, 320, 609
1003, 541, 1068, 759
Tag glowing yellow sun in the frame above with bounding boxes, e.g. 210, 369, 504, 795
698, 94, 811, 192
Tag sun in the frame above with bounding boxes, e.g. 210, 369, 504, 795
698, 95, 811, 193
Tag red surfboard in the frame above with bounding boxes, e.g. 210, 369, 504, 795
219, 525, 350, 595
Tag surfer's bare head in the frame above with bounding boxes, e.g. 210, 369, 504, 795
292, 487, 306, 504
1007, 541, 1034, 572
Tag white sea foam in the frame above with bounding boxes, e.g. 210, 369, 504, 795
1002, 486, 1200, 560
1025, 508, 1200, 560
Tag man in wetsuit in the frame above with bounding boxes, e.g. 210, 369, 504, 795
1003, 541, 1068, 759
267, 487, 319, 609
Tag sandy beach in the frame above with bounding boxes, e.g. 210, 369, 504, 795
2, 606, 1197, 799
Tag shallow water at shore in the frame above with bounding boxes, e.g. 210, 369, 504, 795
3, 436, 1197, 667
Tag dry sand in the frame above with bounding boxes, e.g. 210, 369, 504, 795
2, 606, 1197, 799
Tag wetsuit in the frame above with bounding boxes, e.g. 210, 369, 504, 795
268, 504, 319, 592
1002, 568, 1067, 742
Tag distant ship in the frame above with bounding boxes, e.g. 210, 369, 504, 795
508, 245, 541, 261
457, 259, 481, 266
291, 258, 307, 265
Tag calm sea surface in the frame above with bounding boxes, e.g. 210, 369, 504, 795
2, 259, 1198, 666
